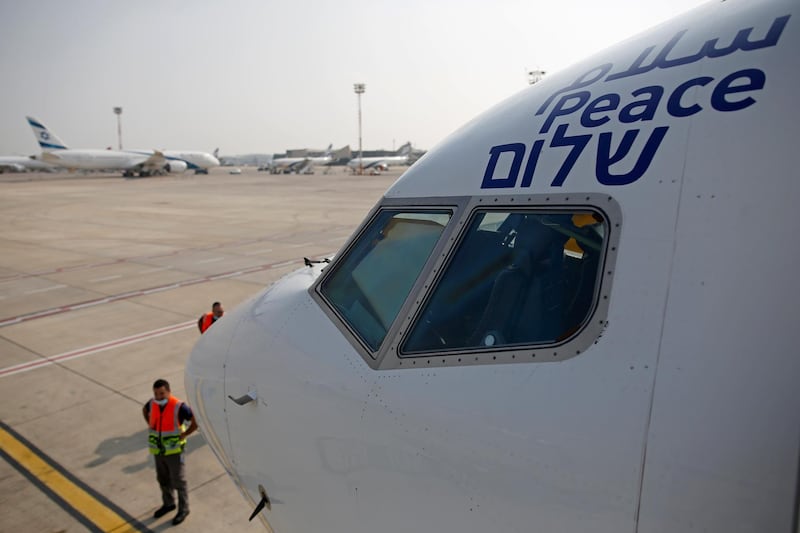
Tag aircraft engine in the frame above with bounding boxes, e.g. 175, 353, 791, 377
164, 160, 188, 173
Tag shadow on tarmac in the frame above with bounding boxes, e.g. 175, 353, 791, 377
85, 429, 210, 531
86, 429, 208, 473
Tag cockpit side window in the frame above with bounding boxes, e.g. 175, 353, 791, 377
402, 209, 605, 354
319, 210, 452, 352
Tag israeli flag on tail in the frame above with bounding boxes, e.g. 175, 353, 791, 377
26, 116, 68, 151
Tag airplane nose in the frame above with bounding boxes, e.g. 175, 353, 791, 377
185, 303, 243, 477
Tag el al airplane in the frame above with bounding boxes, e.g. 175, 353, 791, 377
123, 148, 219, 175
27, 117, 219, 177
186, 0, 800, 531
269, 144, 347, 174
347, 141, 413, 173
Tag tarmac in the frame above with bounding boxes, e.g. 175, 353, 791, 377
0, 165, 401, 532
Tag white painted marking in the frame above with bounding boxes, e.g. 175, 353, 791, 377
89, 275, 122, 283
69, 301, 104, 311
0, 321, 195, 378
143, 286, 170, 295
289, 242, 314, 248
196, 257, 225, 264
113, 291, 143, 299
25, 284, 67, 295
137, 267, 169, 274
271, 261, 295, 269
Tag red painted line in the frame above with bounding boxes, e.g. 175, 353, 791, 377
0, 321, 196, 378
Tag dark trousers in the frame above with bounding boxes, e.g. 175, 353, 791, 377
154, 453, 188, 512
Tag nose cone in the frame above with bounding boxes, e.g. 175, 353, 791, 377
185, 265, 351, 529
185, 301, 246, 476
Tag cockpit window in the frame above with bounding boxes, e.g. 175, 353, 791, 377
320, 210, 452, 351
402, 209, 605, 354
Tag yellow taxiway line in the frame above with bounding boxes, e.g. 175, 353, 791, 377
0, 421, 150, 532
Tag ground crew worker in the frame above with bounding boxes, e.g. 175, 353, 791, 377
142, 379, 198, 525
198, 301, 224, 333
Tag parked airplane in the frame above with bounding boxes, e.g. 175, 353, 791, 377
347, 141, 413, 173
186, 1, 799, 532
0, 155, 56, 173
269, 144, 348, 174
123, 148, 219, 175
26, 117, 218, 176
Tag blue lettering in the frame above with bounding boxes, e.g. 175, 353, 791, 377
540, 92, 591, 134
619, 86, 664, 123
605, 45, 658, 82
549, 124, 591, 187
711, 69, 765, 112
667, 76, 713, 117
607, 32, 694, 82
605, 15, 789, 83
520, 139, 545, 188
653, 30, 706, 69
486, 14, 788, 193
596, 127, 669, 186
535, 64, 612, 117
481, 144, 526, 189
580, 94, 620, 128
704, 14, 790, 56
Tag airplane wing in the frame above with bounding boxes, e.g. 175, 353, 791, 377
285, 159, 312, 173
295, 160, 313, 173
136, 150, 168, 171
124, 150, 168, 172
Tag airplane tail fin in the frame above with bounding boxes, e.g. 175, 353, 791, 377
324, 143, 333, 157
26, 116, 68, 151
334, 145, 352, 160
398, 142, 412, 156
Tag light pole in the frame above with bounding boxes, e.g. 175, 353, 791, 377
113, 107, 123, 150
353, 83, 365, 174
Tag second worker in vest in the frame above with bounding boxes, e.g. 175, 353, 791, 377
143, 378, 198, 525
197, 301, 224, 334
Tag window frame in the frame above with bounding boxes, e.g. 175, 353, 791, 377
310, 193, 621, 370
310, 196, 469, 366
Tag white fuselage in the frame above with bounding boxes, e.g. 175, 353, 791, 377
38, 149, 152, 170
25, 117, 157, 172
270, 154, 332, 173
126, 149, 220, 170
346, 154, 409, 170
269, 156, 305, 170
186, 1, 800, 532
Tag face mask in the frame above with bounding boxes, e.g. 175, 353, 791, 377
154, 398, 168, 406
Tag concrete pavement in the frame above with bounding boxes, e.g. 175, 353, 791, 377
0, 166, 399, 532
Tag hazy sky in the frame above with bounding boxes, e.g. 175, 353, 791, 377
0, 0, 709, 155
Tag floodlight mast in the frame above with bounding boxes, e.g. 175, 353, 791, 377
113, 107, 123, 150
353, 83, 365, 174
